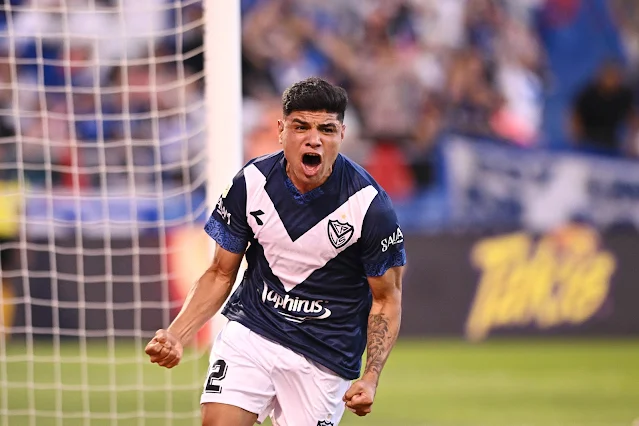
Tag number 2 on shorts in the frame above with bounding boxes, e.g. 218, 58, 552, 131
204, 359, 228, 394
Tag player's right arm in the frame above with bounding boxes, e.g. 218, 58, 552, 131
145, 168, 252, 369
145, 245, 245, 368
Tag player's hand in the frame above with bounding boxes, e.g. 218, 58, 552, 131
145, 329, 183, 369
343, 377, 377, 416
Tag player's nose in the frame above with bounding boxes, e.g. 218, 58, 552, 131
305, 129, 322, 148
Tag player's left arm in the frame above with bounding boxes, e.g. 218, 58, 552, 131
344, 190, 406, 416
344, 266, 403, 416
363, 266, 403, 382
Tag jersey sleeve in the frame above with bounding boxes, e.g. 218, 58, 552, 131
360, 191, 407, 277
203, 168, 251, 254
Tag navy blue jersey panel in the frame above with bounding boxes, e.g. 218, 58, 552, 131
262, 155, 361, 241
360, 190, 407, 276
203, 166, 250, 253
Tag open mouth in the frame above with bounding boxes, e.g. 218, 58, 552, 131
301, 153, 322, 176
302, 153, 322, 167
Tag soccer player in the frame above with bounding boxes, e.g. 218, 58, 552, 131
145, 77, 406, 426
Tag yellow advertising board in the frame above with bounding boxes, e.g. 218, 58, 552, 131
466, 225, 616, 341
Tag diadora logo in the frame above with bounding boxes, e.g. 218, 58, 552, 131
327, 219, 354, 249
381, 226, 404, 252
261, 283, 332, 323
250, 209, 265, 226
216, 198, 231, 225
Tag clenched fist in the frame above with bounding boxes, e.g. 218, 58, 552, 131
343, 378, 377, 416
145, 329, 183, 369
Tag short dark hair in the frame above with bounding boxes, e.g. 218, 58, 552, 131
281, 77, 348, 122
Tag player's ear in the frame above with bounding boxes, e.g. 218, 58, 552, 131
277, 119, 284, 143
340, 123, 346, 141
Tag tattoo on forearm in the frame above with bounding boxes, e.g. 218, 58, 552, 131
364, 313, 392, 377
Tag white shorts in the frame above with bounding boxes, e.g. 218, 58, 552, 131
200, 321, 351, 426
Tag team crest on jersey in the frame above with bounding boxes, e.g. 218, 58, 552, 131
327, 219, 354, 249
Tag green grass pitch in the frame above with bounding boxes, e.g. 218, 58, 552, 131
2, 338, 638, 426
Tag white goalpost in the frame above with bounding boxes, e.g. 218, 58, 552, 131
205, 0, 244, 346
0, 0, 242, 425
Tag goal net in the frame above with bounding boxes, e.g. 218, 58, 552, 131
0, 0, 218, 425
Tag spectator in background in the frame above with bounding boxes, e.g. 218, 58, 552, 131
407, 96, 443, 189
571, 60, 637, 156
242, 0, 332, 97
445, 48, 501, 138
492, 15, 544, 145
465, 0, 503, 66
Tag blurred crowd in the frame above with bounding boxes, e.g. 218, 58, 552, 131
0, 0, 638, 202
242, 0, 548, 199
0, 0, 207, 190
243, 0, 639, 201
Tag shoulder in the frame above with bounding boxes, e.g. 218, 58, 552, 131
338, 156, 399, 231
224, 151, 283, 189
340, 154, 393, 208
244, 151, 284, 177
340, 154, 378, 188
